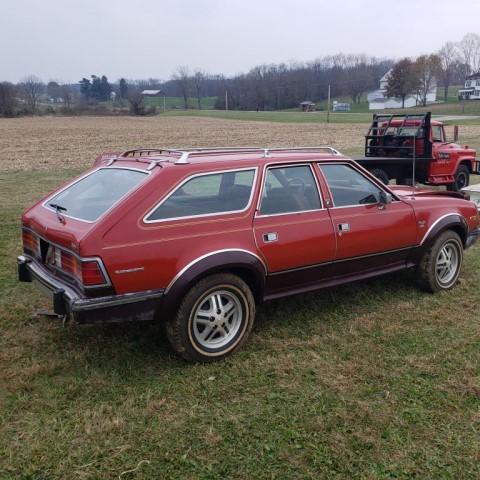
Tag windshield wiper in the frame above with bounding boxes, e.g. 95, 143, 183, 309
49, 203, 67, 223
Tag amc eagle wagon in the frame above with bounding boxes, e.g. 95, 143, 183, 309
18, 147, 480, 361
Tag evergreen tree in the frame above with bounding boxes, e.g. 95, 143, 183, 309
79, 77, 91, 99
119, 78, 128, 99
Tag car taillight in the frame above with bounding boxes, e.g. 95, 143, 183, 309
60, 250, 81, 280
61, 251, 107, 286
22, 229, 40, 257
81, 260, 107, 286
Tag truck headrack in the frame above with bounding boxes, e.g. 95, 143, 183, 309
365, 112, 432, 159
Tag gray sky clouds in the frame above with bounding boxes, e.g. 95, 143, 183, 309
2, 0, 480, 83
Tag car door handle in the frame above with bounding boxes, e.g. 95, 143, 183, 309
338, 223, 350, 233
263, 232, 278, 243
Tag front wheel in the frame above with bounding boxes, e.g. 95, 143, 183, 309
447, 165, 469, 192
166, 273, 255, 362
416, 230, 463, 293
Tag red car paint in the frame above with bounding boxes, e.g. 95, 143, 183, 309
18, 148, 480, 324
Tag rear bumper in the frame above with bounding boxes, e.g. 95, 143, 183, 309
17, 255, 165, 324
466, 228, 480, 249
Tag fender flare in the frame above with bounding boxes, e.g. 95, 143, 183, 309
161, 249, 267, 316
410, 213, 468, 264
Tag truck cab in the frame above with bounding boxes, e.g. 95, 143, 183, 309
357, 112, 478, 191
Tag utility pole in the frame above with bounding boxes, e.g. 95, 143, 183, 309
163, 92, 166, 113
327, 84, 331, 123
225, 89, 228, 112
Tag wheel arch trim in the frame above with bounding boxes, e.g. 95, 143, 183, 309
165, 249, 267, 294
420, 213, 468, 246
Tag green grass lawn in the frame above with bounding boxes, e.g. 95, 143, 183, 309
1, 169, 480, 479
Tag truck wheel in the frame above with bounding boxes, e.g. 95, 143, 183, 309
447, 165, 469, 191
370, 168, 389, 185
166, 273, 255, 362
416, 230, 463, 293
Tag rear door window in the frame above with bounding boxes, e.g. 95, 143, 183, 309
146, 169, 256, 221
45, 168, 148, 222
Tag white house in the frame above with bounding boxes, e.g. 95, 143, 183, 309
458, 73, 480, 100
367, 69, 437, 110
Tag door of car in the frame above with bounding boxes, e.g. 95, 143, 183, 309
317, 163, 417, 276
253, 164, 336, 293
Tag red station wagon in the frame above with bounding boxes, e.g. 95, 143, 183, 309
18, 147, 480, 361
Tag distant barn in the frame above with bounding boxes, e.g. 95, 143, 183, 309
299, 101, 315, 112
141, 90, 164, 97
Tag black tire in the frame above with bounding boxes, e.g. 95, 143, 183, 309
416, 230, 463, 293
370, 168, 389, 185
166, 273, 255, 362
447, 165, 469, 192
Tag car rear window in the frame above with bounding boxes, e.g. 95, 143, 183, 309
45, 168, 148, 222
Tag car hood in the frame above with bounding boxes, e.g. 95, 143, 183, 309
390, 185, 467, 200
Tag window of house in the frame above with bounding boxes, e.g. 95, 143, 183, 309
146, 169, 256, 221
259, 165, 321, 215
319, 164, 383, 207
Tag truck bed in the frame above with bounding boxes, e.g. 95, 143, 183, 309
355, 157, 432, 168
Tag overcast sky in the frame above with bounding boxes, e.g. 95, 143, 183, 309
2, 0, 480, 83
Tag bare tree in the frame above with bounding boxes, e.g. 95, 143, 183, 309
172, 66, 190, 109
438, 42, 460, 102
415, 54, 441, 106
193, 70, 205, 109
127, 89, 146, 115
60, 84, 75, 110
19, 75, 44, 114
459, 33, 480, 75
0, 82, 17, 117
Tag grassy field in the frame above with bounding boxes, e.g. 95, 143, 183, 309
1, 117, 480, 479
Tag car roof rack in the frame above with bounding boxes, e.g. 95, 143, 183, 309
171, 146, 342, 164
106, 146, 341, 167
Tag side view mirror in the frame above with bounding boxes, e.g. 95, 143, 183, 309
379, 191, 393, 206
453, 125, 459, 143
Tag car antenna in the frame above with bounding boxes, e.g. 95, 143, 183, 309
412, 134, 416, 196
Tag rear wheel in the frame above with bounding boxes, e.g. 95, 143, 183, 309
447, 165, 469, 192
416, 230, 463, 293
166, 273, 255, 362
370, 168, 389, 185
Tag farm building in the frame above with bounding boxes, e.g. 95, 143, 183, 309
299, 101, 315, 112
458, 73, 480, 100
141, 89, 164, 97
367, 69, 437, 110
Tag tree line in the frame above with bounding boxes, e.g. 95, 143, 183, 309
1, 32, 479, 117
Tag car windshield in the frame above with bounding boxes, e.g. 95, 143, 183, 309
46, 168, 148, 222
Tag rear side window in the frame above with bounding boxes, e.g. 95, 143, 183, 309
259, 165, 321, 215
146, 169, 256, 221
320, 164, 382, 207
46, 168, 147, 222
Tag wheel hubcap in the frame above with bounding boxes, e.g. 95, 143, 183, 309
192, 289, 243, 349
436, 242, 459, 286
